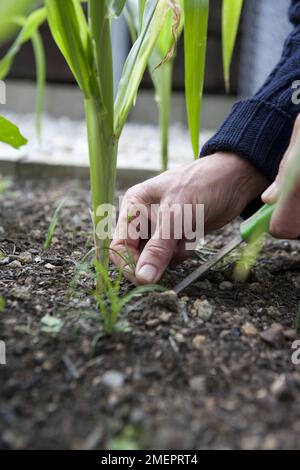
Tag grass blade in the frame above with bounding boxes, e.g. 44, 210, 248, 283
0, 115, 27, 149
184, 0, 209, 159
44, 199, 65, 249
222, 0, 243, 92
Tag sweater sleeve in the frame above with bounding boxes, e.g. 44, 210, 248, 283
200, 0, 300, 182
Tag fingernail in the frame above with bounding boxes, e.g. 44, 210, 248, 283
262, 182, 279, 202
136, 264, 158, 283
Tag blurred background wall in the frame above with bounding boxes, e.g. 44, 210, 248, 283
0, 0, 294, 128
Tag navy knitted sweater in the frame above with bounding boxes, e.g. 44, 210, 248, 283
201, 0, 300, 183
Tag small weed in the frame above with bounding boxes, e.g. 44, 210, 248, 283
0, 178, 12, 196
44, 199, 65, 249
107, 426, 140, 451
294, 306, 300, 334
93, 260, 165, 335
41, 314, 63, 335
0, 296, 5, 312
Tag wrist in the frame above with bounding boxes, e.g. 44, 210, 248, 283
211, 152, 269, 205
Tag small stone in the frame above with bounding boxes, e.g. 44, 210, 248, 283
193, 299, 214, 321
260, 323, 285, 349
44, 263, 56, 270
270, 374, 294, 401
11, 287, 30, 300
241, 322, 258, 337
30, 229, 42, 240
189, 375, 206, 393
102, 371, 125, 390
0, 257, 10, 265
283, 329, 297, 341
192, 335, 206, 349
159, 312, 172, 323
238, 307, 250, 316
174, 332, 185, 344
155, 290, 178, 312
19, 252, 33, 264
219, 281, 233, 291
9, 260, 22, 269
146, 318, 160, 328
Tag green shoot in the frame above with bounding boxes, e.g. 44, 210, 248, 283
0, 296, 5, 312
294, 305, 300, 334
93, 260, 165, 335
44, 199, 65, 250
222, 0, 243, 92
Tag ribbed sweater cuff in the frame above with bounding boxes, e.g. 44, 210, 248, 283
200, 99, 295, 181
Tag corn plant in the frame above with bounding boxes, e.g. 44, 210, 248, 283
0, 0, 243, 290
125, 0, 184, 171
94, 260, 165, 334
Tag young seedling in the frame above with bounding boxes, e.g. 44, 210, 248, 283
44, 199, 65, 249
93, 260, 164, 335
0, 296, 5, 312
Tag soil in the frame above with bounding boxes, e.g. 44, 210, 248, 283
1, 179, 300, 450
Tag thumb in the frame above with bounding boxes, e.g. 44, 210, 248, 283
135, 236, 178, 284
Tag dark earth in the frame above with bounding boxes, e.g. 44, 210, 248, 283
0, 179, 300, 450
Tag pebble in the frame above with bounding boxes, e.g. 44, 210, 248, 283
193, 299, 214, 321
270, 374, 294, 401
192, 335, 206, 349
102, 371, 125, 390
189, 375, 206, 393
260, 323, 285, 349
241, 322, 258, 337
238, 307, 250, 316
19, 252, 33, 264
9, 260, 22, 269
155, 290, 179, 313
30, 229, 42, 240
44, 263, 56, 270
219, 281, 233, 291
146, 318, 160, 328
11, 287, 30, 301
283, 329, 297, 341
159, 312, 172, 324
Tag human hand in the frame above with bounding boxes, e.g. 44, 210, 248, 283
111, 153, 268, 284
262, 115, 300, 239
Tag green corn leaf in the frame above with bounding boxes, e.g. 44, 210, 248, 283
45, 0, 95, 98
107, 0, 127, 17
0, 0, 40, 43
222, 0, 243, 92
124, 0, 140, 41
0, 115, 27, 149
31, 30, 46, 139
115, 0, 171, 137
184, 0, 209, 159
0, 7, 47, 80
88, 0, 114, 133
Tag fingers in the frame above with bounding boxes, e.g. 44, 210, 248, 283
262, 115, 300, 238
135, 236, 178, 284
110, 185, 148, 267
270, 186, 300, 239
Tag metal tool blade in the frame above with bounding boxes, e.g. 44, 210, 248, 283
173, 235, 243, 295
